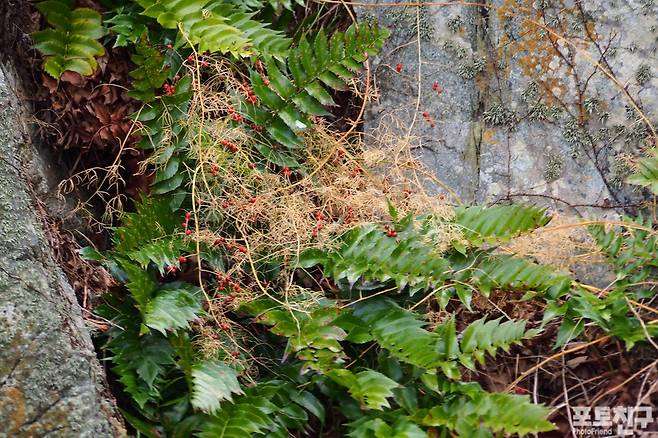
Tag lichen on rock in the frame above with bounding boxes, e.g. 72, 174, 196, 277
357, 0, 658, 215
0, 63, 123, 437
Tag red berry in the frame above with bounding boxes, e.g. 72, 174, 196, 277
182, 222, 188, 228
230, 351, 240, 358
432, 81, 438, 91
201, 60, 209, 68
185, 229, 193, 236
221, 323, 230, 331
238, 246, 247, 254
422, 111, 429, 118
187, 55, 194, 62
282, 166, 292, 177
395, 63, 403, 73
185, 212, 191, 220
437, 88, 443, 94
179, 255, 187, 263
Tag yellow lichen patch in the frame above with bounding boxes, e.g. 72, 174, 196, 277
0, 387, 25, 436
495, 0, 597, 105
483, 128, 498, 144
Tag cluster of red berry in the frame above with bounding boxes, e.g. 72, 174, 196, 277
422, 111, 436, 128
221, 138, 238, 153
311, 211, 326, 237
215, 272, 242, 294
242, 84, 258, 105
227, 105, 244, 124
383, 224, 398, 237
432, 81, 444, 94
162, 74, 183, 97
162, 82, 176, 96
185, 55, 210, 69
213, 236, 247, 254
182, 211, 193, 236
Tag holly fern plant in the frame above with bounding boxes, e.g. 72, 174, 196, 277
32, 0, 645, 437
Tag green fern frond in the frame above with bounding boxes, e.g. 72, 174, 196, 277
33, 0, 107, 78
468, 254, 572, 299
143, 283, 202, 334
459, 317, 538, 369
420, 387, 555, 436
113, 197, 182, 252
128, 39, 170, 102
191, 360, 244, 413
590, 217, 658, 282
349, 298, 455, 370
455, 204, 551, 245
231, 0, 304, 12
328, 369, 400, 410
197, 396, 278, 437
127, 235, 189, 274
246, 21, 389, 148
104, 4, 152, 48
98, 301, 176, 409
303, 222, 450, 295
245, 380, 324, 434
116, 257, 158, 309
136, 0, 290, 59
242, 298, 348, 371
348, 416, 426, 438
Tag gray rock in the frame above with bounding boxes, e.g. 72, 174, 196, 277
358, 0, 658, 217
0, 63, 123, 437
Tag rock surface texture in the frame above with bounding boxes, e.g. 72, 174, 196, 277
0, 64, 121, 437
358, 0, 658, 216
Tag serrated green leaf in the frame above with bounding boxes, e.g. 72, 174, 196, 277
191, 361, 244, 413
304, 81, 335, 105
197, 396, 277, 438
328, 369, 399, 410
144, 285, 202, 334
